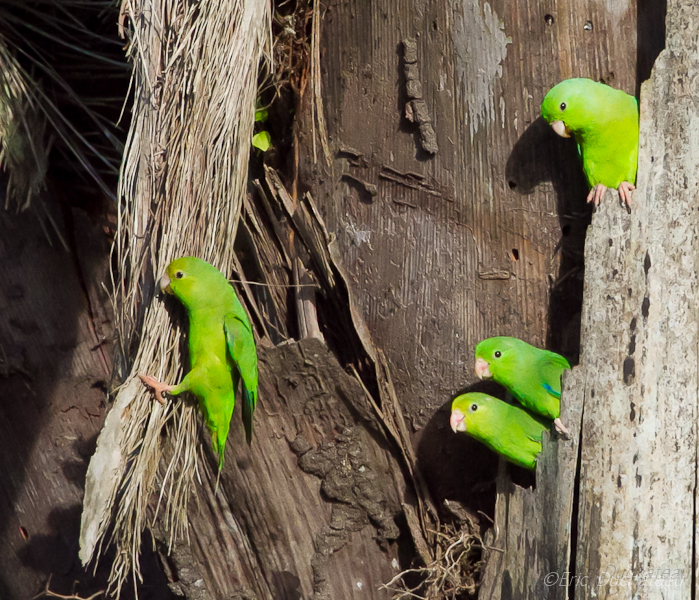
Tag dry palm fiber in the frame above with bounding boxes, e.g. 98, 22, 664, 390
79, 0, 271, 595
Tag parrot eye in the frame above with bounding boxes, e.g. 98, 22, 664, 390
560, 102, 567, 111
494, 351, 502, 358
470, 404, 478, 412
175, 271, 184, 279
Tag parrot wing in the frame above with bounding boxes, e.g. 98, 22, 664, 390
538, 353, 570, 398
224, 312, 258, 444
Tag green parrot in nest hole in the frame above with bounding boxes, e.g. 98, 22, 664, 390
450, 392, 550, 471
474, 336, 571, 437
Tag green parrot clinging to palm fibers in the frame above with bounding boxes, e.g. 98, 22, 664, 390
140, 257, 258, 469
541, 77, 639, 209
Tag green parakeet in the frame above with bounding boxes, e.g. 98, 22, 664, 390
474, 336, 571, 436
140, 257, 258, 469
541, 78, 639, 208
450, 392, 549, 471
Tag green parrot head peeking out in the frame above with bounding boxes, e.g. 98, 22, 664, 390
473, 336, 522, 382
450, 392, 548, 471
540, 78, 601, 138
450, 392, 501, 436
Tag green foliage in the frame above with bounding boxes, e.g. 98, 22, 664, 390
252, 100, 271, 151
252, 130, 271, 152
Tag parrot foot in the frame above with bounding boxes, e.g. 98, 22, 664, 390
553, 417, 571, 438
139, 374, 174, 404
586, 183, 608, 206
617, 181, 635, 211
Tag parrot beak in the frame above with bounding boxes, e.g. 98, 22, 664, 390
159, 274, 173, 295
450, 409, 466, 433
550, 120, 570, 138
474, 357, 492, 379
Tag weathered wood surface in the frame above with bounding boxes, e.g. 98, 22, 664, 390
478, 367, 584, 599
157, 339, 403, 600
574, 3, 699, 596
138, 163, 414, 599
1, 1, 675, 599
295, 0, 651, 596
478, 1, 696, 598
301, 0, 640, 438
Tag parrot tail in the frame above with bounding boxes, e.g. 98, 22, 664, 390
242, 386, 256, 445
214, 433, 226, 471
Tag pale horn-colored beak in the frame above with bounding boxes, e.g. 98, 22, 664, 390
450, 409, 466, 433
550, 120, 570, 138
474, 357, 492, 379
159, 273, 173, 294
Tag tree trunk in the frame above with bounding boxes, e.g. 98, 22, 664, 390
574, 4, 698, 597
480, 2, 699, 600
1, 0, 678, 599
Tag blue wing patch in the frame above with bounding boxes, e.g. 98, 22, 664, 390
542, 383, 561, 399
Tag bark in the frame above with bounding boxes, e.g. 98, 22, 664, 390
1, 1, 677, 599
159, 339, 404, 600
295, 0, 642, 596
479, 2, 699, 599
300, 0, 643, 439
574, 4, 699, 597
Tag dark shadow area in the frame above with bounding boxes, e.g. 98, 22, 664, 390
0, 6, 145, 595
3, 3, 129, 211
637, 0, 667, 95
271, 570, 303, 600
0, 202, 172, 600
0, 204, 93, 598
506, 116, 590, 362
17, 505, 172, 600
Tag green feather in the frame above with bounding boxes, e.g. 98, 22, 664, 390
224, 312, 258, 444
164, 257, 259, 469
451, 392, 550, 470
541, 78, 638, 191
474, 336, 570, 421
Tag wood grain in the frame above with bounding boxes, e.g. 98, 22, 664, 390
478, 368, 584, 599
300, 0, 639, 443
294, 0, 644, 595
575, 3, 699, 596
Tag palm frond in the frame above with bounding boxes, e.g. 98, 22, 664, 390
0, 1, 126, 211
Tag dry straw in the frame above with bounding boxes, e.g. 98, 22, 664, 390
79, 0, 271, 595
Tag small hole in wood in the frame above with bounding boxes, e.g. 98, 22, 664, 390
511, 249, 520, 261
544, 14, 554, 25
584, 20, 593, 31
508, 180, 517, 190
432, 20, 438, 31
